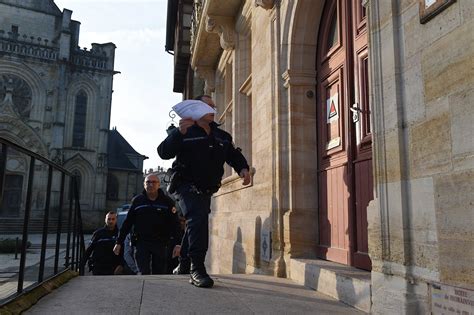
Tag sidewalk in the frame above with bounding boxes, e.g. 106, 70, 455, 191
24, 274, 365, 314
0, 234, 92, 274
0, 234, 92, 302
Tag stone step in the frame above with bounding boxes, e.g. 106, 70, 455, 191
0, 219, 70, 234
289, 258, 371, 313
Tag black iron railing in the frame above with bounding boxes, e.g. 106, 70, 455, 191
0, 137, 85, 305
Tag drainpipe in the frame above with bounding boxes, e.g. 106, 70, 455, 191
274, 0, 286, 278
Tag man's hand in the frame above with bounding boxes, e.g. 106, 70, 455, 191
114, 265, 124, 275
172, 245, 181, 258
113, 244, 121, 256
239, 168, 251, 185
179, 118, 194, 135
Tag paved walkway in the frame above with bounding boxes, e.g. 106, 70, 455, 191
24, 274, 365, 314
0, 234, 92, 274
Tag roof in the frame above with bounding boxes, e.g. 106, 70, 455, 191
0, 0, 62, 16
165, 0, 192, 93
107, 128, 146, 171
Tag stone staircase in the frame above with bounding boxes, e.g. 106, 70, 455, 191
289, 258, 372, 313
0, 218, 71, 234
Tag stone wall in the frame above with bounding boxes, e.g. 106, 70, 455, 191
205, 0, 279, 276
183, 0, 472, 312
367, 0, 473, 313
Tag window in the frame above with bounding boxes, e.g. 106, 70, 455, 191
106, 174, 119, 200
0, 74, 32, 119
72, 90, 87, 147
11, 25, 19, 34
327, 12, 339, 51
217, 61, 234, 178
236, 32, 252, 167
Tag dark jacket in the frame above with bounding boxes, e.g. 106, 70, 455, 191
157, 122, 249, 191
84, 225, 121, 269
116, 189, 179, 244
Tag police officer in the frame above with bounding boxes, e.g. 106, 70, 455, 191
113, 174, 180, 275
157, 96, 250, 288
83, 211, 123, 275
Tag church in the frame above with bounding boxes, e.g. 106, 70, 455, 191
0, 0, 145, 230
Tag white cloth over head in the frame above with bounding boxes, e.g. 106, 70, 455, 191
172, 100, 216, 120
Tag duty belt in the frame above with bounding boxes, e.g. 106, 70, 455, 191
189, 184, 216, 195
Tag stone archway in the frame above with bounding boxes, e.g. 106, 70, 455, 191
0, 118, 48, 157
63, 153, 95, 208
279, 0, 326, 257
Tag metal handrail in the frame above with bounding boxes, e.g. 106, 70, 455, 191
0, 136, 86, 305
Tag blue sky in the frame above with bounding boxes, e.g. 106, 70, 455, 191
54, 0, 181, 171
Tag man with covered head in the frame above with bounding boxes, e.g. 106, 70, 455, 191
158, 97, 250, 288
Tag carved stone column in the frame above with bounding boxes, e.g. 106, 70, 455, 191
205, 15, 235, 50
196, 67, 216, 95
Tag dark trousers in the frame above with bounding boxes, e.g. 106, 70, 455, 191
177, 184, 211, 265
92, 264, 116, 275
135, 240, 168, 275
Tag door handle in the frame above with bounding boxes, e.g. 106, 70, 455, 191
351, 103, 361, 123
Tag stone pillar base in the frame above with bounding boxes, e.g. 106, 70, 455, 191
371, 271, 430, 314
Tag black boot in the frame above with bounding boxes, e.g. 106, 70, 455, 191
173, 258, 190, 275
189, 261, 214, 288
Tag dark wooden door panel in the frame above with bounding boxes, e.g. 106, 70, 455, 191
317, 0, 351, 266
351, 0, 372, 271
316, 0, 372, 270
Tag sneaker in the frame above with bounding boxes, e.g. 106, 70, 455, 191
173, 262, 190, 275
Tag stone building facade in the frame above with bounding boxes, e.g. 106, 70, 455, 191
106, 128, 147, 212
166, 0, 473, 313
0, 0, 145, 230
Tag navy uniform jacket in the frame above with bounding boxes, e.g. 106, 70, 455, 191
157, 122, 249, 192
84, 226, 121, 269
116, 189, 180, 244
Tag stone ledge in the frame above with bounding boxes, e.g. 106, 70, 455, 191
289, 258, 371, 313
0, 269, 77, 314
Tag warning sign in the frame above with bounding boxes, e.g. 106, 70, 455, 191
327, 93, 339, 123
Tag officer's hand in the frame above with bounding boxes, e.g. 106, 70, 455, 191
172, 245, 181, 258
240, 168, 251, 185
179, 118, 194, 135
114, 265, 124, 275
113, 244, 121, 256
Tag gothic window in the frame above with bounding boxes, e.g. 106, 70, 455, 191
0, 74, 32, 119
106, 174, 119, 200
72, 90, 87, 147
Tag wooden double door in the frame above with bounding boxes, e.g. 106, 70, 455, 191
316, 0, 373, 270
